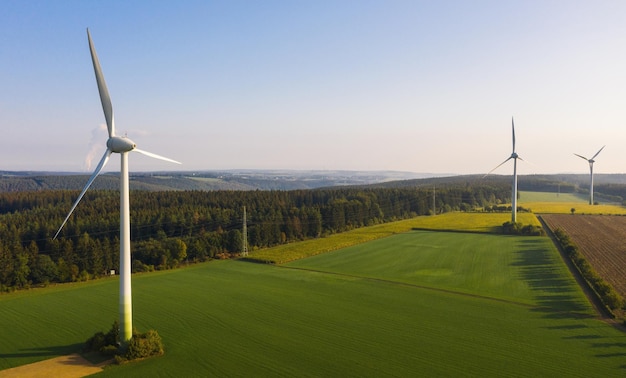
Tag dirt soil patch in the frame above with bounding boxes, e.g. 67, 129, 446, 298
0, 354, 111, 378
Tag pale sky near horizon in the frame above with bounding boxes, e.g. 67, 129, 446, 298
2, 1, 626, 175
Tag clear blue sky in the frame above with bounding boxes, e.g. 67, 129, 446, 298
2, 1, 626, 174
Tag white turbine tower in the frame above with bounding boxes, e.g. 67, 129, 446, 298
54, 29, 181, 343
485, 117, 523, 223
574, 146, 605, 205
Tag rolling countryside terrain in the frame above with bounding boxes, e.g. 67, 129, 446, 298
0, 213, 625, 376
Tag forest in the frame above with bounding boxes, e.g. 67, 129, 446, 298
0, 183, 512, 290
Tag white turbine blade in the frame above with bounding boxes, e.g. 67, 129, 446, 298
511, 117, 516, 153
133, 148, 182, 165
591, 145, 605, 160
483, 157, 512, 178
574, 153, 589, 161
87, 29, 115, 138
54, 149, 112, 239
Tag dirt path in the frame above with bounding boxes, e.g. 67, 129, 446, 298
0, 354, 110, 378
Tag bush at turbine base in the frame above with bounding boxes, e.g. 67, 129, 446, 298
84, 320, 164, 363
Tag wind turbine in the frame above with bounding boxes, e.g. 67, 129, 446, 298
574, 146, 605, 205
54, 29, 181, 343
485, 117, 522, 223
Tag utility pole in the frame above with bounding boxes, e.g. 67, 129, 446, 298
242, 206, 248, 257
432, 186, 436, 215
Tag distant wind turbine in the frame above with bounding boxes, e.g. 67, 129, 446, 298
54, 29, 181, 343
484, 117, 523, 223
574, 145, 605, 205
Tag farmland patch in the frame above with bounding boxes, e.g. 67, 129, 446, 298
1, 245, 625, 376
540, 214, 626, 301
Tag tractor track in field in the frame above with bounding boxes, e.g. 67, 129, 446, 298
277, 265, 595, 319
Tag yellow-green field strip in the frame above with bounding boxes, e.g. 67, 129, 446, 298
247, 212, 540, 264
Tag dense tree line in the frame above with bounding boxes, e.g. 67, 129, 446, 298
591, 184, 626, 204
0, 184, 510, 290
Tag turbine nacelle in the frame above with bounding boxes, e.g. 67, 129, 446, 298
107, 136, 137, 153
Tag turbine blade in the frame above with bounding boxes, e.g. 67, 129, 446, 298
591, 145, 605, 160
54, 149, 112, 239
483, 157, 512, 178
87, 29, 115, 138
574, 153, 589, 161
133, 148, 181, 165
511, 117, 516, 153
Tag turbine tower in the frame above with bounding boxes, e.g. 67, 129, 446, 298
485, 117, 523, 223
54, 29, 180, 343
574, 145, 605, 205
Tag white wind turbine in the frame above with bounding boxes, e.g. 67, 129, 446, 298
54, 29, 181, 343
485, 117, 523, 223
574, 145, 605, 205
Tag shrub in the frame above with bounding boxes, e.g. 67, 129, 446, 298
101, 344, 119, 356
116, 330, 164, 363
501, 222, 545, 236
84, 331, 106, 352
602, 289, 624, 310
84, 321, 165, 363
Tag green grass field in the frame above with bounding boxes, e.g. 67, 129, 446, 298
248, 212, 540, 263
285, 231, 582, 306
1, 223, 625, 376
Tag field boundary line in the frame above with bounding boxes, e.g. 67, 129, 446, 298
278, 265, 536, 308
280, 265, 601, 319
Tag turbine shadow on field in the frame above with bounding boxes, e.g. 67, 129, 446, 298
0, 343, 82, 359
512, 239, 591, 319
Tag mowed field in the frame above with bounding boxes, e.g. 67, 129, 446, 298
541, 214, 626, 300
0, 213, 625, 376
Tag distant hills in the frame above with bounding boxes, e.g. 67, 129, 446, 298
2, 170, 626, 200
0, 170, 432, 192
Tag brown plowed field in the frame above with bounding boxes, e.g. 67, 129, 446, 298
541, 214, 626, 300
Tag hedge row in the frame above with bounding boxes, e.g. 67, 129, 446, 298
552, 228, 624, 312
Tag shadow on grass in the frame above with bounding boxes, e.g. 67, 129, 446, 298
516, 239, 626, 369
512, 239, 592, 319
0, 343, 83, 359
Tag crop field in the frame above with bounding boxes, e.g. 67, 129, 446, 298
1, 225, 625, 376
541, 214, 626, 300
248, 212, 540, 263
285, 231, 576, 305
519, 191, 626, 214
